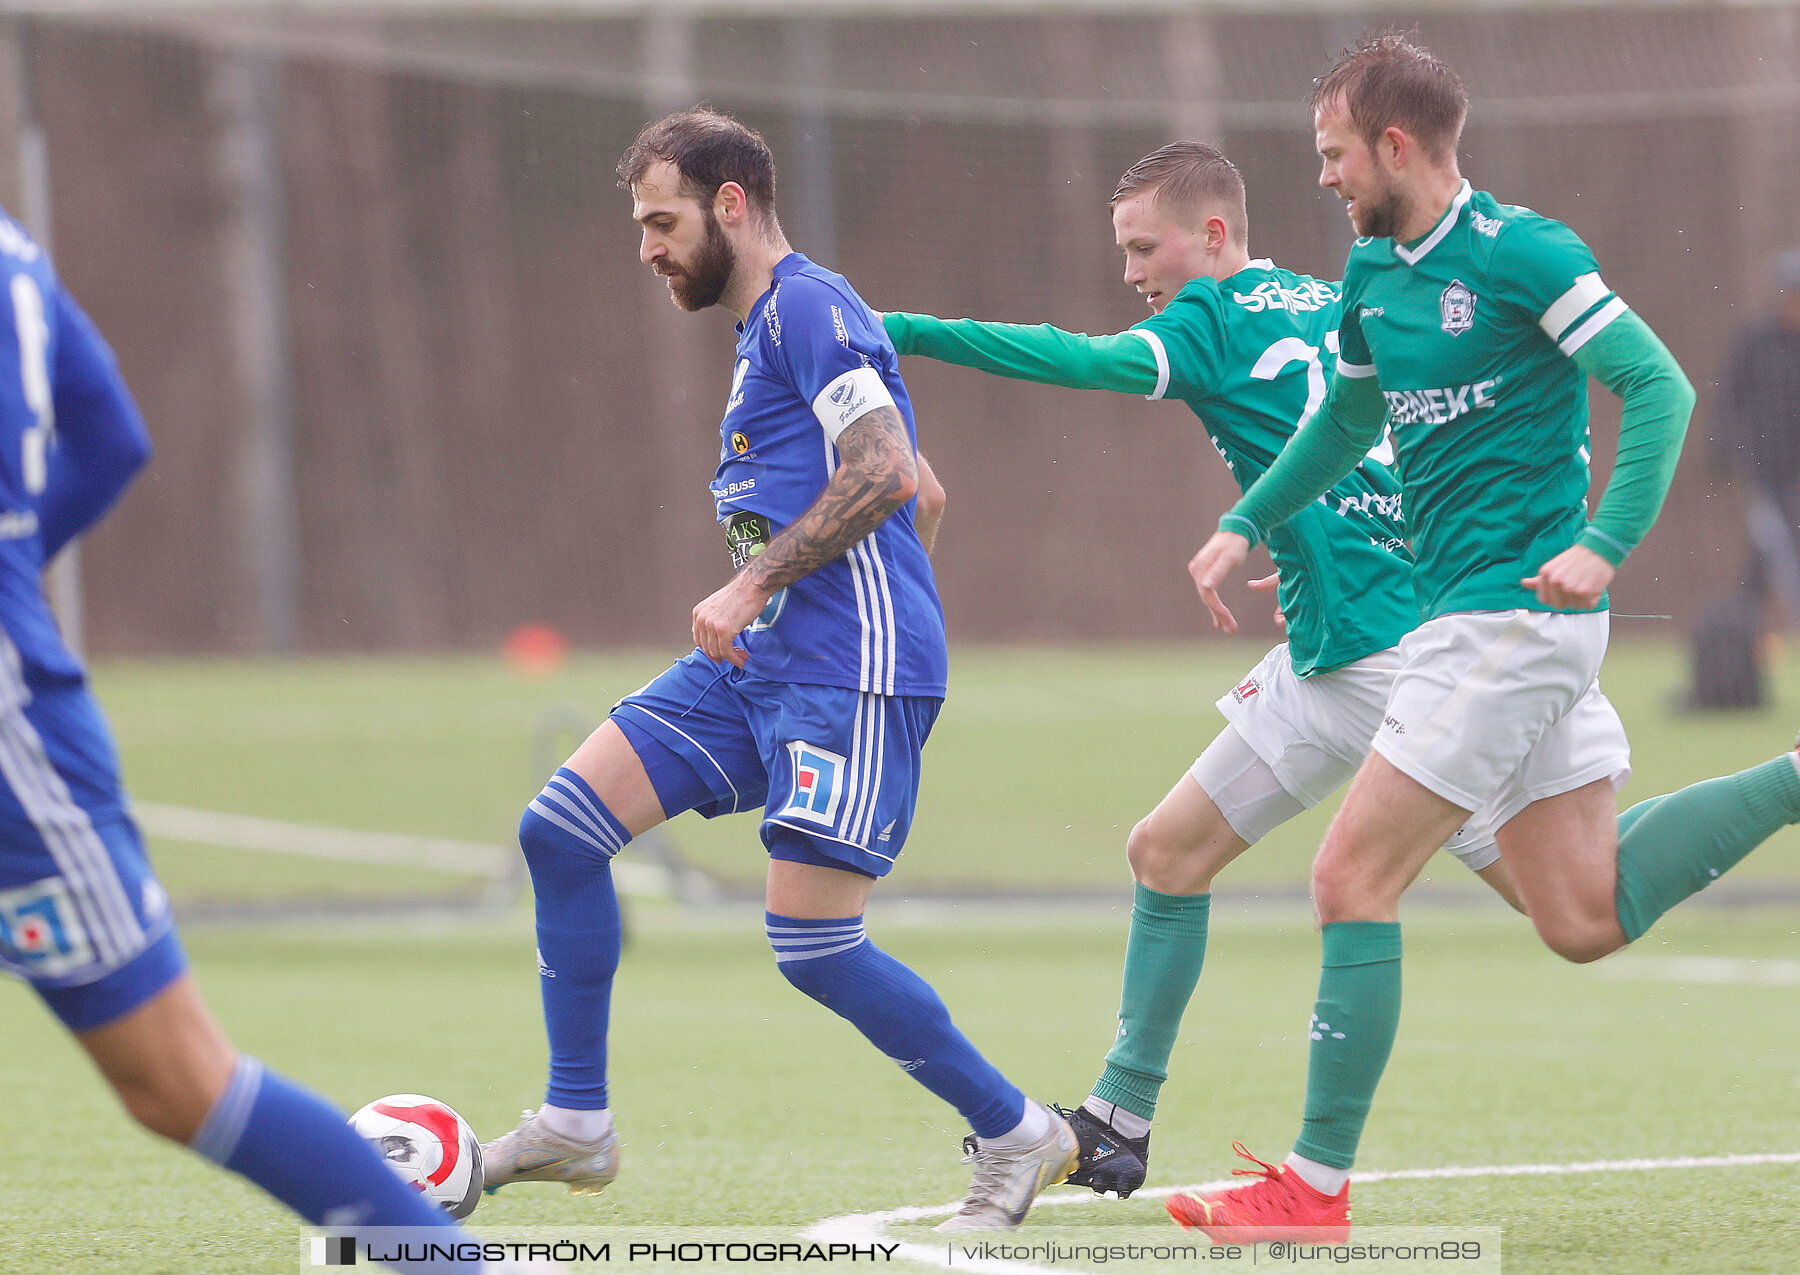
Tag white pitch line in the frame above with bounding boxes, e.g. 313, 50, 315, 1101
132, 801, 671, 897
134, 801, 515, 876
805, 1151, 1800, 1275
1598, 955, 1800, 986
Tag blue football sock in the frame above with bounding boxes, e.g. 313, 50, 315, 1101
189, 1057, 471, 1271
766, 913, 1025, 1137
521, 768, 626, 1111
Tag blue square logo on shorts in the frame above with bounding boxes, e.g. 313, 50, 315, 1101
0, 878, 93, 978
782, 741, 848, 826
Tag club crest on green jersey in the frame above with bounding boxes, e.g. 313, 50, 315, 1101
1440, 280, 1477, 336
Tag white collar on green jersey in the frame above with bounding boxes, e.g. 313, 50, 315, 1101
1393, 180, 1473, 266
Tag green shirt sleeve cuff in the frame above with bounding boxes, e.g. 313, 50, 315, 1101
1217, 512, 1263, 549
1577, 526, 1631, 567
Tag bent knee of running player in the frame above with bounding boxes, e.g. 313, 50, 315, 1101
1128, 775, 1255, 894
1141, 728, 1307, 893
1494, 782, 1625, 962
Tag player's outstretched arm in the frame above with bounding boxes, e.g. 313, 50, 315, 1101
37, 290, 152, 560
1524, 310, 1695, 609
693, 405, 917, 664
883, 312, 1162, 397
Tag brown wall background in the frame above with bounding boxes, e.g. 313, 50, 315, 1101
19, 6, 1800, 655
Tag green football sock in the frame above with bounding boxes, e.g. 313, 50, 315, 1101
1090, 884, 1210, 1121
1615, 753, 1800, 942
1293, 920, 1403, 1171
1615, 791, 1668, 839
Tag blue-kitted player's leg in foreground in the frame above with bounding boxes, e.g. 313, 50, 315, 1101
2, 203, 496, 1272
7, 683, 496, 1273
484, 652, 1077, 1230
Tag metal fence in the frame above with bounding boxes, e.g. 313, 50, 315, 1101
2, 2, 1795, 654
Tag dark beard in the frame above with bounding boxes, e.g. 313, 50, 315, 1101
1350, 182, 1410, 240
665, 210, 735, 311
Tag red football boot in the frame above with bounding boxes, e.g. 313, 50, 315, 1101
1166, 1142, 1350, 1243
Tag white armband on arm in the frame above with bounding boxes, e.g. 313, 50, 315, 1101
1539, 271, 1628, 356
1127, 329, 1171, 400
811, 367, 898, 441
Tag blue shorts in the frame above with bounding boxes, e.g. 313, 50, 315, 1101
610, 650, 942, 878
0, 681, 186, 1031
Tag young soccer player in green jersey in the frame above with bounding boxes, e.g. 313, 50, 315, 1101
883, 142, 1528, 1199
1179, 32, 1800, 1240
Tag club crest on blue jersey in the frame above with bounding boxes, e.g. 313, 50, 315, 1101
1440, 280, 1477, 336
0, 878, 92, 978
781, 741, 848, 825
748, 588, 787, 632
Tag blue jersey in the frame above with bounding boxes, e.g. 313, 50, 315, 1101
0, 210, 148, 701
712, 254, 947, 698
0, 207, 164, 1018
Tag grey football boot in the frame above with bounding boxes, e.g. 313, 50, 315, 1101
934, 1104, 1078, 1231
481, 1108, 619, 1196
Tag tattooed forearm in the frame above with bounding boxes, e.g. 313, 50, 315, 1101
743, 405, 918, 592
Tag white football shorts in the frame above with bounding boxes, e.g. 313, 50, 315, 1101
1371, 609, 1631, 830
1198, 641, 1500, 869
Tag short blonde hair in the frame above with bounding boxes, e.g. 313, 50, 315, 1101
1110, 142, 1248, 245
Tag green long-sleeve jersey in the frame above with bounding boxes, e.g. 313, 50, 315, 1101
886, 261, 1417, 676
1219, 185, 1694, 623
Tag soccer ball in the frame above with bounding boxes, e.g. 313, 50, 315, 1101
348, 1094, 484, 1219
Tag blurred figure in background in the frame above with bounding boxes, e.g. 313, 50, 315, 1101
1686, 249, 1800, 708
1720, 250, 1800, 620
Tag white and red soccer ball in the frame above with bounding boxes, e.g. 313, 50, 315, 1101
348, 1094, 483, 1219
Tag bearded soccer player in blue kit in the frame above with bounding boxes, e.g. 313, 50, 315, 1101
478, 108, 1076, 1231
0, 212, 500, 1271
